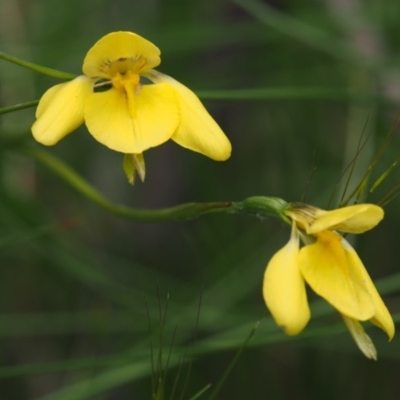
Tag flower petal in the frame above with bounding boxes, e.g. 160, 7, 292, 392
299, 231, 375, 320
84, 83, 179, 153
307, 204, 384, 234
341, 240, 395, 340
145, 70, 231, 161
285, 204, 323, 232
83, 32, 161, 79
263, 223, 310, 335
342, 315, 377, 360
32, 76, 94, 145
370, 313, 395, 341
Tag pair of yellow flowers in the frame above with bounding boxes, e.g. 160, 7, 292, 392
31, 31, 394, 359
265, 203, 393, 360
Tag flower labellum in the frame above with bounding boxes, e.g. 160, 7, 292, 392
32, 31, 232, 182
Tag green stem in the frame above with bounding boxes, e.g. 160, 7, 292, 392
23, 147, 288, 223
0, 87, 392, 120
188, 384, 212, 400
0, 50, 76, 80
197, 87, 382, 103
0, 100, 39, 115
207, 322, 259, 400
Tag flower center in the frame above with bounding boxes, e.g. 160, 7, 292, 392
109, 70, 141, 120
102, 56, 148, 78
112, 70, 140, 92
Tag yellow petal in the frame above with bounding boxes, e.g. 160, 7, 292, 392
145, 70, 231, 161
84, 83, 179, 153
307, 204, 384, 234
263, 223, 310, 335
370, 313, 395, 341
82, 32, 161, 79
342, 315, 377, 360
341, 240, 395, 340
299, 231, 375, 320
285, 204, 323, 231
32, 76, 94, 145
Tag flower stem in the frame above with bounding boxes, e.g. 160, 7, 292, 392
0, 100, 39, 115
207, 322, 259, 400
0, 50, 76, 80
24, 148, 288, 223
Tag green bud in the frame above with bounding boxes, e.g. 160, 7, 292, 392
233, 196, 289, 220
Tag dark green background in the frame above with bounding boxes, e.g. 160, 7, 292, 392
1, 0, 400, 399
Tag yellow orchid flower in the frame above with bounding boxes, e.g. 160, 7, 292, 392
263, 203, 394, 359
31, 31, 231, 162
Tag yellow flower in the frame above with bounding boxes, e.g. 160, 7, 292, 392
263, 203, 394, 359
31, 31, 231, 161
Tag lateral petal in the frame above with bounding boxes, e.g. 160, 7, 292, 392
84, 84, 179, 153
32, 76, 94, 145
307, 204, 384, 234
299, 231, 375, 320
145, 70, 231, 161
263, 224, 310, 335
370, 312, 395, 341
83, 31, 161, 79
341, 240, 395, 340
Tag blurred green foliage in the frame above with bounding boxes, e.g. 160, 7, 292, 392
1, 0, 400, 399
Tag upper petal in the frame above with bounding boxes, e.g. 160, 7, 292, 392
307, 204, 384, 234
299, 231, 375, 320
84, 83, 179, 153
263, 223, 310, 335
145, 70, 232, 161
32, 76, 94, 145
83, 32, 161, 79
